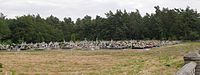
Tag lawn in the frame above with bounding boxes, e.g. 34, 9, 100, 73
0, 42, 200, 75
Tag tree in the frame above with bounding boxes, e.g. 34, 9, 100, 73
0, 19, 11, 40
0, 6, 200, 42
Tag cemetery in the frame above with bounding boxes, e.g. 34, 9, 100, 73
0, 40, 181, 51
0, 2, 199, 74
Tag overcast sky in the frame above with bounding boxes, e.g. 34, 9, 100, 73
0, 0, 198, 20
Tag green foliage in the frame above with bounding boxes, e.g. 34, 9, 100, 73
11, 70, 16, 75
8, 15, 64, 43
0, 63, 2, 72
0, 6, 200, 43
0, 40, 12, 45
0, 63, 3, 68
0, 17, 11, 41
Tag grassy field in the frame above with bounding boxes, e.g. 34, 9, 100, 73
0, 42, 200, 75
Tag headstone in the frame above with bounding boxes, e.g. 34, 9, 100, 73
184, 52, 200, 75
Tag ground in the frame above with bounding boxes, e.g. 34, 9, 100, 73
0, 42, 200, 75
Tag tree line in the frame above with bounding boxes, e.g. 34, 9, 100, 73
0, 6, 200, 43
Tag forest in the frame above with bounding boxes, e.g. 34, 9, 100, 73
0, 6, 200, 43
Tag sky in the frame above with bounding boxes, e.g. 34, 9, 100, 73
0, 0, 198, 21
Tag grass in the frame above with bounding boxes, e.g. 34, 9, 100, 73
0, 42, 200, 75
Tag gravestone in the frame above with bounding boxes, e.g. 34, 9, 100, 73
184, 52, 200, 75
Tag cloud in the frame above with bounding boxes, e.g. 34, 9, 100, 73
0, 0, 198, 21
